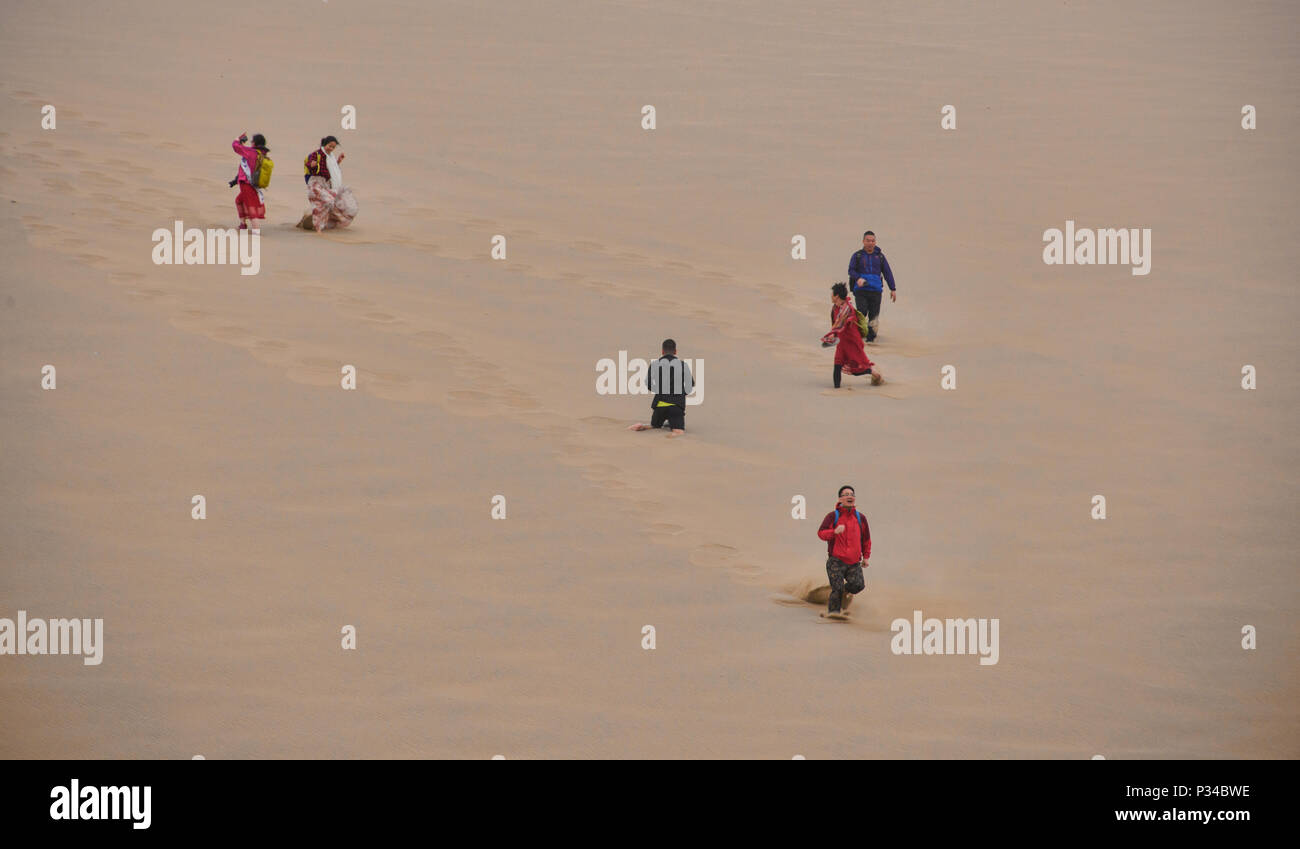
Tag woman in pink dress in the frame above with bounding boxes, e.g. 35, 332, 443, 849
822, 282, 884, 388
230, 132, 268, 230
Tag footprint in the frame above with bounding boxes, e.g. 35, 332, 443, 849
372, 370, 412, 385
503, 394, 541, 410
210, 326, 251, 341
726, 562, 763, 577
370, 371, 418, 400
297, 356, 339, 369
689, 543, 741, 569
446, 389, 498, 415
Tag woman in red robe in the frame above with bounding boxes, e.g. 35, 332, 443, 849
231, 132, 268, 229
822, 282, 884, 388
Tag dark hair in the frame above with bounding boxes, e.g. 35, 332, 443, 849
320, 135, 340, 147
661, 338, 677, 354
838, 485, 855, 497
831, 282, 848, 299
863, 230, 875, 238
251, 133, 267, 149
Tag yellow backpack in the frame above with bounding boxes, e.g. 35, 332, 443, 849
254, 152, 274, 188
855, 308, 871, 337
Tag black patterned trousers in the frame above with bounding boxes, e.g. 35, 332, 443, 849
825, 557, 865, 612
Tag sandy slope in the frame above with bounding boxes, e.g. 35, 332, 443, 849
0, 0, 1296, 757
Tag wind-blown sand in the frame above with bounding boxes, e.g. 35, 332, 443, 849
1, 0, 1296, 758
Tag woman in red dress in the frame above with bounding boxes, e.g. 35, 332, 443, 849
823, 282, 884, 388
231, 132, 268, 230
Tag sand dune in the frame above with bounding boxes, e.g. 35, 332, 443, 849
1, 0, 1296, 758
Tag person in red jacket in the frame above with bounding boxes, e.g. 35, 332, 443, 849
816, 485, 871, 615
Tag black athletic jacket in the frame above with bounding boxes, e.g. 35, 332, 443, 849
649, 354, 694, 408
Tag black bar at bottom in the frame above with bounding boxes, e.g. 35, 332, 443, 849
2, 759, 1281, 837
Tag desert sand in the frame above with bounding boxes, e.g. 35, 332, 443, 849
1, 0, 1296, 758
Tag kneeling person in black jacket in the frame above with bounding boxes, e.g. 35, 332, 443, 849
627, 338, 694, 438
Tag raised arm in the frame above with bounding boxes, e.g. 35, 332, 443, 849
817, 512, 836, 541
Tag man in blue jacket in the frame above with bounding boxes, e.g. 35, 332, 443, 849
847, 231, 898, 343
